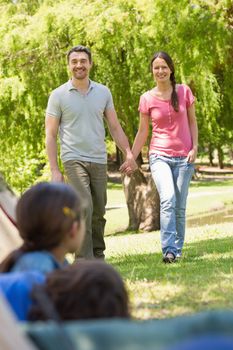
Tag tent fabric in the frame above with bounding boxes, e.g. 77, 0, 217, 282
0, 208, 21, 260
25, 310, 233, 350
0, 175, 21, 261
0, 293, 38, 350
0, 175, 18, 224
168, 334, 233, 350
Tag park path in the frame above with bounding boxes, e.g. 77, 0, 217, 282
106, 189, 232, 210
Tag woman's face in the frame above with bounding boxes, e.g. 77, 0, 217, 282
152, 57, 172, 83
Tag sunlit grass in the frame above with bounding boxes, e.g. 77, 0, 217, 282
103, 179, 233, 319
105, 223, 233, 319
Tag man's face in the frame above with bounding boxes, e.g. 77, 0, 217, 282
68, 51, 92, 80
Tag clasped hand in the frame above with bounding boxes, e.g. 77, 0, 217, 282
119, 157, 138, 176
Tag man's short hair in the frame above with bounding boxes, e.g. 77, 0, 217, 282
67, 45, 92, 63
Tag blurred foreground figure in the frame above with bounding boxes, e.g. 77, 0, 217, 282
29, 260, 130, 321
0, 292, 37, 350
0, 182, 85, 274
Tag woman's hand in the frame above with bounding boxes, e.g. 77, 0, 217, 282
119, 159, 138, 176
187, 148, 197, 163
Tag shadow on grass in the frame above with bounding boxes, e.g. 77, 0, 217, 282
106, 207, 233, 237
190, 179, 233, 188
106, 228, 143, 237
187, 206, 233, 228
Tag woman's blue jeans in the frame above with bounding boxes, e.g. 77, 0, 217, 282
149, 154, 194, 257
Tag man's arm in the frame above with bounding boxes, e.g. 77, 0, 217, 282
45, 114, 64, 182
104, 108, 138, 175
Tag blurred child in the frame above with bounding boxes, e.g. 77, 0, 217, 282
0, 271, 45, 321
0, 182, 85, 274
29, 260, 130, 321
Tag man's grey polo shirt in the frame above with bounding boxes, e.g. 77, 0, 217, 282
46, 80, 114, 164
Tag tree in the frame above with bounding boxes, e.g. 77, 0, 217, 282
0, 0, 232, 230
122, 169, 160, 231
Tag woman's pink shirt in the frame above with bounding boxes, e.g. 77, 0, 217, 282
138, 84, 195, 157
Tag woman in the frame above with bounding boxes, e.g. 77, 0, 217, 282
122, 51, 198, 263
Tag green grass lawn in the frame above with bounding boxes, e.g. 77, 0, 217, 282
105, 178, 233, 319
106, 223, 233, 320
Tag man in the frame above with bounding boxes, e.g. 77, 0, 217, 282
45, 45, 137, 259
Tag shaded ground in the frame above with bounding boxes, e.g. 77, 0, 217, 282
107, 162, 233, 183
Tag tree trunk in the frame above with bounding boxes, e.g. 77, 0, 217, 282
217, 145, 224, 169
208, 143, 214, 166
122, 168, 160, 232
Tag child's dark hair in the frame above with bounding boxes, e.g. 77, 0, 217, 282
0, 182, 82, 272
29, 260, 130, 321
150, 51, 179, 112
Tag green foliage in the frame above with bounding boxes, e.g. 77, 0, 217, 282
0, 0, 232, 191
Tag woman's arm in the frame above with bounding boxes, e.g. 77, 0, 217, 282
132, 113, 150, 160
187, 103, 198, 163
119, 113, 150, 173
